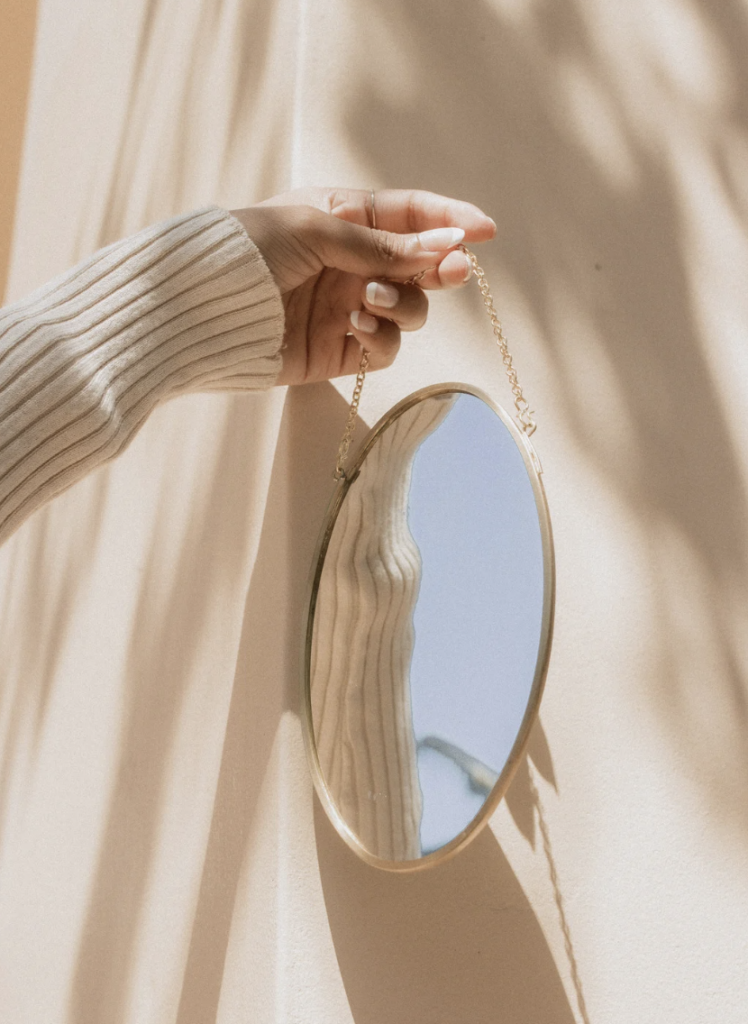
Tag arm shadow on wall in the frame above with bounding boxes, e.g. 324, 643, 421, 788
343, 0, 748, 837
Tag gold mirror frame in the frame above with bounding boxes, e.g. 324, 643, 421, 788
302, 383, 556, 872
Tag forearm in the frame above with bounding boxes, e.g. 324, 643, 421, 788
0, 206, 285, 545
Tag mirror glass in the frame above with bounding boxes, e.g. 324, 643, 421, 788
306, 387, 553, 868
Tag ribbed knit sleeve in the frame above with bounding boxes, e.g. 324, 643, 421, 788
0, 206, 285, 545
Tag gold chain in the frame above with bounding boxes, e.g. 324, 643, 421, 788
460, 245, 536, 435
333, 348, 369, 480
333, 248, 536, 478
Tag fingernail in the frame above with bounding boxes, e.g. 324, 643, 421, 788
488, 217, 497, 232
462, 254, 473, 282
350, 310, 379, 334
365, 281, 399, 309
417, 227, 465, 251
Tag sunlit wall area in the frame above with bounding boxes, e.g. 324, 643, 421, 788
1, 1, 747, 1022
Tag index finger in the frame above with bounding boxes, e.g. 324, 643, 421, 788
329, 188, 496, 242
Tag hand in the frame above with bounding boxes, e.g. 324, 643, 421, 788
230, 188, 495, 387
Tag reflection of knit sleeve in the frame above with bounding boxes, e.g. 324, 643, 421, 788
0, 206, 285, 545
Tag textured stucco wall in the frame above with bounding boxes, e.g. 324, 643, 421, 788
1, 1, 748, 1022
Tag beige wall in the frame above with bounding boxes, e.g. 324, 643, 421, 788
0, 0, 39, 300
2, 1, 748, 1022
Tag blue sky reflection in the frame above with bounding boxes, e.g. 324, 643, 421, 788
407, 394, 544, 853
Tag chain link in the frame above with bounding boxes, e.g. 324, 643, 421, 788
459, 245, 537, 435
334, 348, 369, 480
333, 248, 536, 478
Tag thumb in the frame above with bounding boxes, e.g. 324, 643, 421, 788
299, 206, 466, 281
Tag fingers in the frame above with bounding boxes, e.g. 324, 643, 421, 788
305, 206, 469, 282
259, 187, 496, 241
364, 189, 495, 241
343, 278, 428, 375
361, 280, 429, 331
239, 192, 490, 295
406, 248, 474, 291
345, 316, 401, 373
340, 247, 471, 377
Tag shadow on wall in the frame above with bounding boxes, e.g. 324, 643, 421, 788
0, 471, 110, 851
61, 382, 344, 1024
8, 0, 748, 1018
172, 382, 351, 1024
315, 784, 574, 1024
83, 0, 289, 254
47, 379, 572, 1023
316, 710, 580, 1024
65, 395, 286, 1024
343, 0, 748, 831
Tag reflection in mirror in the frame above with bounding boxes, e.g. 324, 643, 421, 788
308, 389, 552, 867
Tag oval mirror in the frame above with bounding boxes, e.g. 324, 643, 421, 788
303, 384, 555, 871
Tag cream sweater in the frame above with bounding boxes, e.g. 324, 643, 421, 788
0, 206, 285, 545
